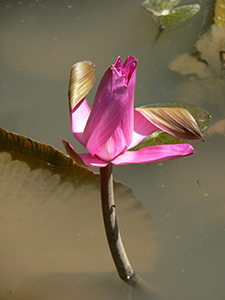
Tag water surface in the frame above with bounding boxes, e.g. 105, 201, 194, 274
0, 1, 224, 299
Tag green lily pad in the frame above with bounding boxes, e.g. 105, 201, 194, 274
141, 0, 181, 16
131, 103, 210, 151
141, 0, 200, 29
159, 4, 200, 28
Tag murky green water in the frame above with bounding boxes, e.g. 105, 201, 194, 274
0, 1, 225, 299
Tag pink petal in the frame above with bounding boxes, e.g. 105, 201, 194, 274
92, 125, 128, 161
79, 153, 109, 167
84, 91, 126, 156
71, 98, 91, 146
62, 138, 108, 168
111, 144, 195, 165
83, 56, 137, 159
83, 68, 125, 156
128, 109, 159, 149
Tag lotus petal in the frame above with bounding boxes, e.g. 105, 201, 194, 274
112, 143, 194, 165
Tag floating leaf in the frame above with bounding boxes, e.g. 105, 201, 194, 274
141, 0, 200, 29
68, 61, 95, 113
0, 127, 73, 167
159, 4, 200, 28
0, 127, 159, 300
141, 0, 181, 16
131, 103, 210, 150
131, 130, 188, 151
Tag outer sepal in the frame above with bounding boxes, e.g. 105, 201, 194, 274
68, 61, 95, 113
137, 106, 204, 141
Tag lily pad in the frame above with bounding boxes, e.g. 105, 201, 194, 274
159, 4, 200, 29
141, 0, 181, 16
0, 127, 73, 167
0, 128, 159, 299
131, 103, 210, 151
141, 0, 200, 29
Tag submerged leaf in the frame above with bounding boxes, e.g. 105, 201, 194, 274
141, 0, 181, 16
205, 119, 225, 136
68, 61, 95, 113
159, 4, 200, 28
131, 104, 210, 150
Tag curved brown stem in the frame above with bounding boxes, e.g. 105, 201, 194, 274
100, 163, 135, 283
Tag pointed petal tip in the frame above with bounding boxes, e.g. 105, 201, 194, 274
61, 138, 90, 168
61, 138, 109, 168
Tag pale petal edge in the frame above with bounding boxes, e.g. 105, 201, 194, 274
111, 144, 195, 165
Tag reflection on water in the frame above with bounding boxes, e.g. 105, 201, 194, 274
0, 0, 225, 299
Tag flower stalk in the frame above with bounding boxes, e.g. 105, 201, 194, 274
100, 163, 135, 283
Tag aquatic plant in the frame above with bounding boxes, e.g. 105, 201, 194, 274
170, 0, 225, 79
141, 0, 200, 29
62, 57, 202, 168
62, 56, 204, 291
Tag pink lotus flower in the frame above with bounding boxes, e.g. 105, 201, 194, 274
63, 56, 201, 168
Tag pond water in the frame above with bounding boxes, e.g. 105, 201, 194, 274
0, 1, 225, 299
